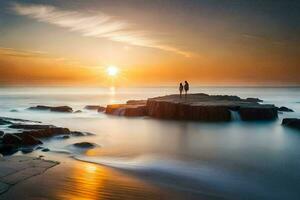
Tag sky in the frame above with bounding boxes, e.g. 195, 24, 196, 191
0, 0, 299, 86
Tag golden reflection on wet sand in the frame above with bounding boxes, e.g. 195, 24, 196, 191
56, 161, 171, 200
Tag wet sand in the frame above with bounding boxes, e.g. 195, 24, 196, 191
0, 154, 193, 200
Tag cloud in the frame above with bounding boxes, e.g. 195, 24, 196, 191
0, 47, 47, 58
242, 34, 286, 46
11, 2, 190, 57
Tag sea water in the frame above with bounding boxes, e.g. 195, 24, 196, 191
0, 86, 300, 199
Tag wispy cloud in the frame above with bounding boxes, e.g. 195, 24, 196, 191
0, 47, 81, 66
242, 34, 286, 46
0, 47, 47, 58
11, 2, 190, 57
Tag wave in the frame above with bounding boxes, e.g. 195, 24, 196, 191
72, 154, 274, 200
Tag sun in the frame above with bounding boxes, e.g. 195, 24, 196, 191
106, 66, 119, 77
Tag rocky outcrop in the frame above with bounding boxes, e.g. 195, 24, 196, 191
28, 105, 73, 113
282, 118, 300, 130
0, 116, 94, 155
105, 93, 278, 121
72, 142, 96, 148
277, 106, 294, 112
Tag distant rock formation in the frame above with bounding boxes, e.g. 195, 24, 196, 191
28, 105, 73, 113
105, 93, 278, 122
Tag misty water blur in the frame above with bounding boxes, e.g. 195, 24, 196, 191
0, 86, 300, 199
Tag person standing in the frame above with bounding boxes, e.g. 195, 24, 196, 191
179, 83, 183, 98
184, 81, 189, 98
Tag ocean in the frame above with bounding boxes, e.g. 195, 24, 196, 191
0, 86, 300, 199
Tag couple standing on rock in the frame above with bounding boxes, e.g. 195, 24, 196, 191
179, 81, 189, 98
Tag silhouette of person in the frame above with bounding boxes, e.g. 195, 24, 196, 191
179, 83, 183, 98
184, 81, 189, 98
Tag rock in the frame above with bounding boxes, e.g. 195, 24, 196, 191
2, 133, 42, 146
106, 104, 148, 117
85, 105, 103, 110
19, 134, 43, 146
10, 109, 18, 112
97, 107, 106, 112
21, 147, 34, 154
50, 106, 73, 113
0, 144, 18, 155
71, 131, 94, 136
0, 118, 12, 125
282, 118, 300, 130
107, 93, 278, 121
73, 142, 96, 148
277, 106, 294, 112
28, 105, 73, 113
126, 100, 147, 105
0, 131, 4, 137
56, 135, 70, 139
42, 148, 50, 152
239, 106, 278, 121
147, 100, 231, 121
105, 104, 127, 115
245, 98, 263, 103
74, 110, 82, 113
18, 127, 70, 138
2, 134, 22, 145
0, 117, 41, 123
28, 105, 51, 111
9, 124, 53, 130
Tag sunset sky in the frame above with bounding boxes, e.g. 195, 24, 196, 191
0, 0, 299, 86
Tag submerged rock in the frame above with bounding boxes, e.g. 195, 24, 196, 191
21, 147, 34, 154
9, 124, 53, 130
2, 133, 42, 146
74, 110, 82, 113
84, 105, 103, 110
277, 106, 294, 112
282, 118, 300, 130
42, 148, 50, 152
0, 118, 12, 125
28, 105, 73, 113
73, 142, 96, 148
71, 131, 94, 137
19, 127, 71, 138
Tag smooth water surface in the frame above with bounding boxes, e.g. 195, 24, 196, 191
0, 86, 300, 199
